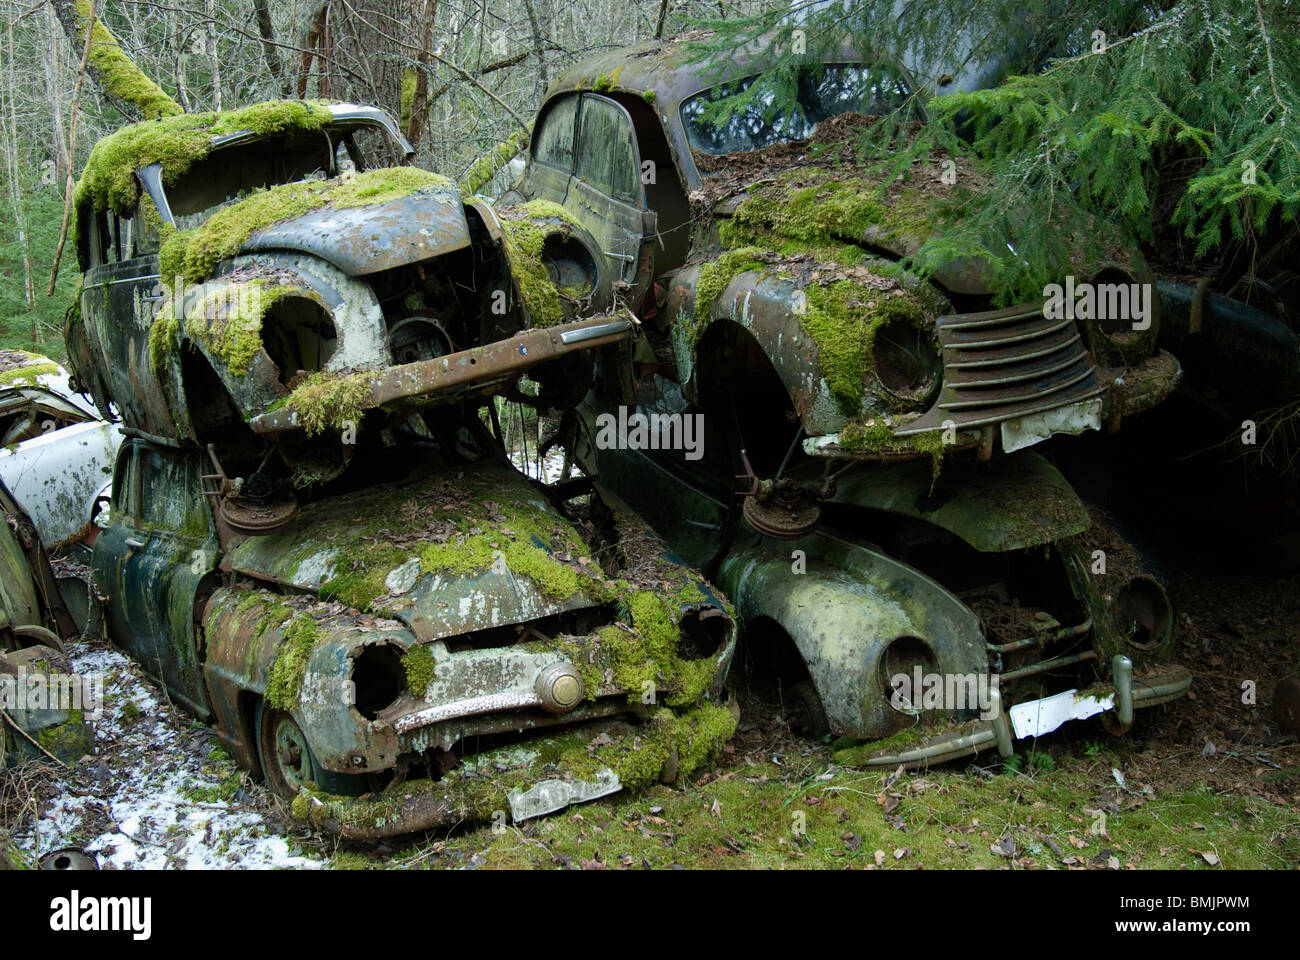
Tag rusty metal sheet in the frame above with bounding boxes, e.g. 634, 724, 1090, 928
249, 314, 633, 436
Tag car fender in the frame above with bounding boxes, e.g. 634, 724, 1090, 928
716, 528, 986, 738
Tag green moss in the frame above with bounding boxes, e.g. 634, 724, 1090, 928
291, 704, 736, 834
800, 279, 929, 416
172, 167, 453, 285
458, 126, 532, 196
264, 613, 322, 710
74, 0, 182, 121
592, 67, 623, 92
839, 417, 949, 481
690, 247, 768, 344
34, 710, 89, 760
726, 169, 955, 257
553, 584, 719, 707
310, 468, 600, 614
399, 69, 417, 130
641, 90, 657, 104
0, 353, 60, 388
403, 643, 435, 697
497, 200, 588, 327
278, 370, 372, 437
187, 284, 268, 375
76, 100, 335, 216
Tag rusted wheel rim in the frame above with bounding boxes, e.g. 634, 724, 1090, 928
261, 710, 314, 799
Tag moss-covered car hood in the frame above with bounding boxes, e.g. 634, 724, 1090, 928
159, 168, 464, 285
224, 463, 608, 641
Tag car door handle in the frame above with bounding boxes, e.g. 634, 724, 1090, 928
125, 538, 146, 549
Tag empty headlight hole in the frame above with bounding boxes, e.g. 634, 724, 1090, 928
542, 234, 597, 297
676, 608, 729, 660
1088, 266, 1140, 336
878, 635, 938, 702
1113, 577, 1172, 651
261, 296, 337, 387
873, 318, 941, 402
351, 642, 407, 719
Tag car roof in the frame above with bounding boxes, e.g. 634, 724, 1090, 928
544, 34, 904, 189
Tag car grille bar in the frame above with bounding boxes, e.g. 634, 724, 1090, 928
893, 304, 1104, 435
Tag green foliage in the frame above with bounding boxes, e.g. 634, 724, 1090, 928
0, 190, 79, 360
687, 1, 1300, 290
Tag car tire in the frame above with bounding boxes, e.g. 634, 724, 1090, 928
255, 702, 331, 802
786, 681, 830, 740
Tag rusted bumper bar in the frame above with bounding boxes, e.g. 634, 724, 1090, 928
249, 315, 634, 436
854, 662, 1192, 770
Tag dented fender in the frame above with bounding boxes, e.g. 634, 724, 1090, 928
716, 529, 986, 739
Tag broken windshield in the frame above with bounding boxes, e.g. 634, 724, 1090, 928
680, 63, 909, 155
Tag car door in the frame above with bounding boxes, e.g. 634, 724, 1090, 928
575, 364, 733, 571
92, 439, 217, 717
77, 198, 170, 433
569, 94, 657, 299
520, 93, 658, 302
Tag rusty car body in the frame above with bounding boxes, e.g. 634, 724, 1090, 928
0, 476, 93, 767
69, 100, 736, 837
0, 350, 121, 551
492, 37, 1190, 765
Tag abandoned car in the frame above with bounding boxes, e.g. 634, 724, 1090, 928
0, 475, 93, 767
495, 38, 1191, 764
0, 350, 121, 551
67, 100, 736, 836
64, 100, 630, 498
91, 422, 735, 837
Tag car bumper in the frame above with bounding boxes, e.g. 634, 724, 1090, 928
849, 657, 1192, 770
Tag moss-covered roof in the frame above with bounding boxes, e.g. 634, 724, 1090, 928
75, 100, 337, 215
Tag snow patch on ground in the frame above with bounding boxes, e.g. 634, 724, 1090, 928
11, 641, 328, 870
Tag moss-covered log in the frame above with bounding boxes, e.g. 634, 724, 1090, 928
53, 1, 183, 121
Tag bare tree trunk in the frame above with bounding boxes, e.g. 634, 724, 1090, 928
251, 0, 290, 97
522, 0, 548, 90
4, 18, 38, 335
44, 3, 71, 181
206, 0, 222, 109
405, 0, 438, 150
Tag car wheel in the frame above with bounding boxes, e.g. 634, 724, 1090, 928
786, 681, 830, 740
256, 704, 323, 802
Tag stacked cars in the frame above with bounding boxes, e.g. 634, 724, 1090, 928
47, 37, 1197, 837
64, 100, 736, 836
499, 37, 1190, 766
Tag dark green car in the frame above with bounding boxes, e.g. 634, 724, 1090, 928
0, 478, 92, 767
501, 37, 1192, 765
89, 411, 736, 838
